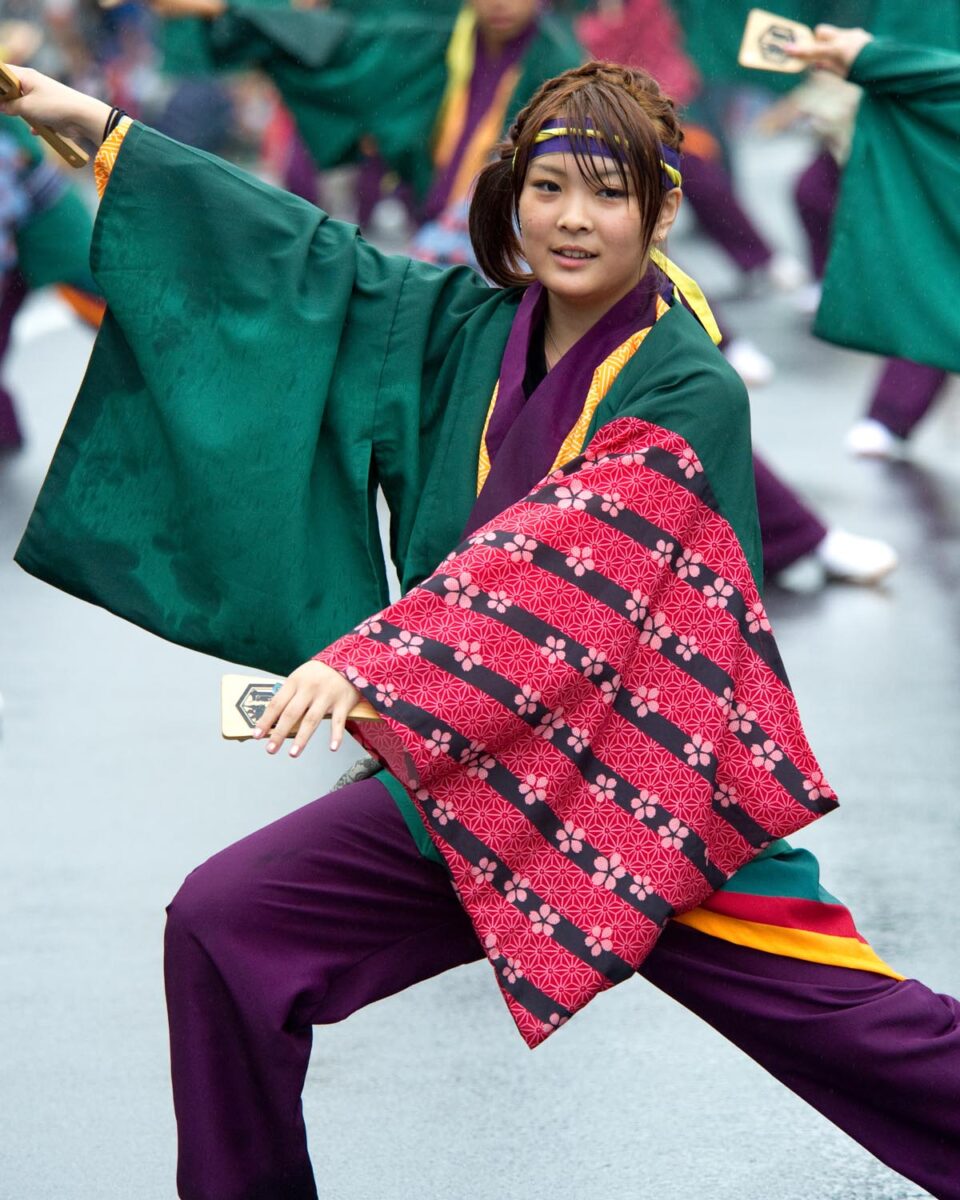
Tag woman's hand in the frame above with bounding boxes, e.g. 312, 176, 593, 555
253, 660, 362, 758
787, 25, 874, 77
0, 66, 110, 144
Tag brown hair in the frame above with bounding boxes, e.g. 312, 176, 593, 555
469, 61, 683, 288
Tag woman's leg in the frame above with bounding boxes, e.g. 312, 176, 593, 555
753, 454, 827, 576
641, 923, 960, 1198
793, 150, 841, 280
0, 269, 29, 449
866, 358, 950, 439
164, 777, 481, 1200
680, 152, 773, 274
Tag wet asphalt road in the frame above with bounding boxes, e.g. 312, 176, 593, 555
1, 130, 958, 1199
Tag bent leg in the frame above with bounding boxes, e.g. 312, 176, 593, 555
642, 923, 960, 1198
681, 152, 773, 273
753, 454, 827, 576
867, 358, 950, 440
165, 777, 481, 1200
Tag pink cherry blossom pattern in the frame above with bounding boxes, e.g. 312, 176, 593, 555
432, 798, 455, 826
471, 856, 496, 883
589, 773, 618, 803
541, 635, 567, 663
677, 449, 703, 478
504, 533, 537, 563
713, 782, 737, 808
503, 873, 530, 904
704, 577, 734, 608
514, 684, 542, 716
442, 571, 480, 609
585, 926, 614, 957
374, 681, 398, 707
519, 774, 549, 805
486, 591, 512, 614
601, 492, 624, 517
536, 708, 566, 740
566, 727, 590, 754
580, 647, 607, 677
715, 686, 734, 718
727, 702, 757, 734
639, 611, 672, 650
630, 686, 659, 717
424, 728, 452, 757
591, 853, 627, 890
555, 480, 593, 510
625, 590, 649, 624
675, 634, 699, 662
500, 956, 524, 984
684, 734, 713, 767
746, 600, 772, 634
629, 874, 654, 900
650, 538, 676, 566
529, 904, 561, 936
803, 770, 836, 802
556, 821, 586, 854
342, 666, 369, 689
454, 640, 483, 671
565, 546, 596, 577
751, 739, 784, 772
599, 675, 621, 704
467, 530, 497, 547
483, 932, 499, 957
356, 618, 383, 637
658, 816, 690, 850
631, 789, 659, 820
389, 629, 423, 656
675, 550, 703, 581
541, 1013, 568, 1033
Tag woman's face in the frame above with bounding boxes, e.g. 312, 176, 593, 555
472, 0, 539, 44
518, 151, 679, 312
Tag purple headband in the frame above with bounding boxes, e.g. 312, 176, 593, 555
525, 117, 682, 189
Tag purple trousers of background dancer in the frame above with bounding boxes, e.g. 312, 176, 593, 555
867, 358, 950, 440
753, 454, 826, 576
0, 270, 29, 449
680, 152, 772, 273
794, 149, 840, 281
165, 777, 960, 1200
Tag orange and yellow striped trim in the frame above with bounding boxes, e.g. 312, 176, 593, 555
94, 115, 133, 200
672, 908, 904, 979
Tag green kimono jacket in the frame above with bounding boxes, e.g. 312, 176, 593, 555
198, 4, 582, 198
814, 38, 960, 372
16, 122, 759, 680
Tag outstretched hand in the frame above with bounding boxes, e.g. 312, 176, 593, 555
253, 660, 362, 758
787, 24, 874, 76
0, 66, 110, 144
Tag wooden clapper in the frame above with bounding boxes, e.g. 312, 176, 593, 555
221, 674, 379, 741
738, 9, 814, 74
0, 62, 89, 167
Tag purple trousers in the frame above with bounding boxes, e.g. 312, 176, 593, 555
867, 358, 950, 440
753, 454, 827, 576
0, 269, 29, 449
680, 153, 772, 273
165, 777, 960, 1200
794, 150, 841, 281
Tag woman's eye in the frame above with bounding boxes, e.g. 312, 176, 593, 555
532, 179, 560, 192
598, 187, 627, 200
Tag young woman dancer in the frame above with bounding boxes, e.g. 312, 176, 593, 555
9, 48, 960, 1200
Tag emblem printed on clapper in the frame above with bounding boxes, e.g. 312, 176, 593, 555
236, 683, 282, 729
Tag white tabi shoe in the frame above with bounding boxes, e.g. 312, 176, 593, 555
814, 527, 899, 584
844, 418, 907, 461
722, 338, 776, 388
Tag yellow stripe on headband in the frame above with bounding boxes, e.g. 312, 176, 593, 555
522, 126, 682, 187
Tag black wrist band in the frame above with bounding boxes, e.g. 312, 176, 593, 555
102, 107, 127, 145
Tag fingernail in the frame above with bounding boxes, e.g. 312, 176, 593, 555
252, 729, 264, 740
289, 745, 300, 758
267, 742, 277, 753
331, 738, 340, 751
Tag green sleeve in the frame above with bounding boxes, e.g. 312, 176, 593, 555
849, 37, 960, 105
815, 38, 960, 370
15, 123, 502, 675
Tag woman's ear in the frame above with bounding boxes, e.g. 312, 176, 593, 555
653, 188, 682, 244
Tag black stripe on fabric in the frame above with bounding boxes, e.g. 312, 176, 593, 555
711, 799, 773, 847
525, 483, 790, 688
365, 620, 727, 891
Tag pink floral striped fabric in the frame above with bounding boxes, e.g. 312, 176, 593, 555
320, 417, 837, 1046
